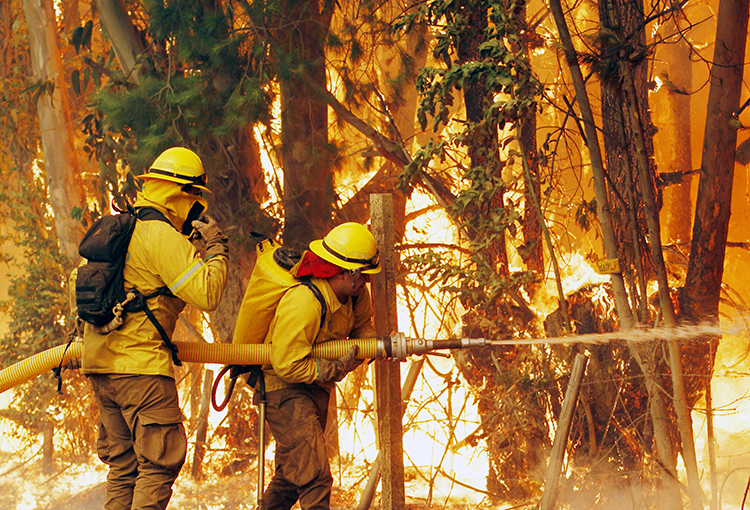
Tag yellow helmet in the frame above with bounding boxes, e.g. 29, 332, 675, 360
137, 147, 210, 192
310, 222, 381, 274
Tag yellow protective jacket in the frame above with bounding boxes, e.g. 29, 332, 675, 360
263, 278, 375, 392
81, 215, 227, 379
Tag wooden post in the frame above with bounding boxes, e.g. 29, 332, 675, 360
540, 353, 588, 510
369, 193, 405, 509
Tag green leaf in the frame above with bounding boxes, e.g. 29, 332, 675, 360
70, 26, 83, 54
71, 69, 80, 96
82, 20, 93, 51
83, 67, 91, 90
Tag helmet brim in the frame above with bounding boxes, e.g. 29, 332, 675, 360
310, 239, 381, 274
136, 173, 211, 193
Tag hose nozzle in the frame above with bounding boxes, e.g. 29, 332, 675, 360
385, 333, 490, 361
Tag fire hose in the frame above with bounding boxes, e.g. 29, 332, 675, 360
1, 319, 727, 395
0, 334, 490, 394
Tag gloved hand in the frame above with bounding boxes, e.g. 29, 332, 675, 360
63, 357, 81, 371
229, 365, 253, 380
192, 215, 229, 259
315, 345, 363, 384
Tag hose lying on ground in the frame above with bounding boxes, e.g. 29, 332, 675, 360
0, 337, 383, 394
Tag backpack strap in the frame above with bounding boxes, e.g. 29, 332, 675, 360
130, 206, 182, 365
135, 206, 170, 224
299, 279, 327, 329
132, 289, 182, 366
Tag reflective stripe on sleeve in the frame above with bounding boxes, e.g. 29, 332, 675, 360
168, 259, 205, 294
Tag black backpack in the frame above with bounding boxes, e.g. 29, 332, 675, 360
75, 204, 181, 366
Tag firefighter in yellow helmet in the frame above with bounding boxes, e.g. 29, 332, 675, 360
81, 147, 229, 510
259, 222, 380, 509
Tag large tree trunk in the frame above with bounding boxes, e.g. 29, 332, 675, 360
278, 0, 335, 251
680, 3, 748, 506
680, 0, 749, 322
22, 0, 86, 262
512, 3, 544, 299
598, 0, 694, 505
598, 0, 656, 320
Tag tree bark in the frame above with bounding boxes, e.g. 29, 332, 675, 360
278, 0, 334, 251
457, 3, 509, 273
681, 1, 748, 506
681, 0, 749, 322
514, 7, 544, 286
548, 0, 634, 328
22, 0, 86, 262
95, 0, 145, 83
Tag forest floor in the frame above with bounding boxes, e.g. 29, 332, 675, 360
0, 451, 495, 510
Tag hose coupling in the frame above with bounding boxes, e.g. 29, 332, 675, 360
385, 333, 433, 361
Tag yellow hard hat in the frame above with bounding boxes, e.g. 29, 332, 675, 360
310, 222, 381, 274
137, 147, 210, 192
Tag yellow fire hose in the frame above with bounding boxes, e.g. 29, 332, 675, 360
0, 338, 380, 394
0, 334, 490, 394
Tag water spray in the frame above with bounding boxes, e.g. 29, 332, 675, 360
0, 322, 725, 394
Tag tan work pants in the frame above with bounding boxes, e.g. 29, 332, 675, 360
89, 374, 187, 510
262, 385, 333, 510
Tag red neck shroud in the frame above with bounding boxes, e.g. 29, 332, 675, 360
294, 251, 344, 278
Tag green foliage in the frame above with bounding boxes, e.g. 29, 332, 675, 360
396, 0, 543, 325
74, 0, 276, 218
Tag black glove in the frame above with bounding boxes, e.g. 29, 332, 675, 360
315, 345, 363, 384
229, 365, 253, 380
192, 215, 229, 259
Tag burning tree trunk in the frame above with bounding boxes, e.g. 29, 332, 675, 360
679, 1, 748, 505
456, 2, 511, 275
620, 57, 705, 510
599, 0, 702, 495
548, 0, 634, 329
548, 0, 695, 506
513, 6, 544, 291
680, 0, 748, 322
598, 0, 655, 322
